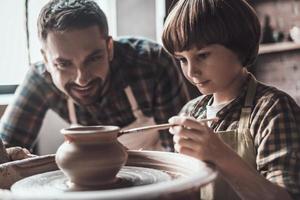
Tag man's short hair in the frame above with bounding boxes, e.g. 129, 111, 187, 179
162, 0, 261, 67
38, 0, 108, 42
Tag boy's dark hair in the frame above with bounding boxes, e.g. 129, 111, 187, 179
38, 0, 108, 42
162, 0, 261, 67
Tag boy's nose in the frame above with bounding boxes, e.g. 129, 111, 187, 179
187, 62, 202, 79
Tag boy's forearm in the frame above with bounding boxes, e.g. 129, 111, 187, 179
217, 149, 292, 200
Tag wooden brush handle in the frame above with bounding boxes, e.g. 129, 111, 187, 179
119, 123, 172, 135
119, 118, 218, 136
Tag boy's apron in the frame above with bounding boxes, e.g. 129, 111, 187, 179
200, 77, 257, 200
67, 86, 163, 151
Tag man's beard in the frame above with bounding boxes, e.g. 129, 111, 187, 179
65, 78, 104, 105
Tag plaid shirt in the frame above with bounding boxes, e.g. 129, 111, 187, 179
180, 74, 300, 198
0, 37, 189, 152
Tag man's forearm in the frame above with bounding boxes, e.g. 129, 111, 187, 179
218, 149, 292, 200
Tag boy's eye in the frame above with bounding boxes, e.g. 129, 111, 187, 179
176, 57, 187, 64
197, 52, 209, 60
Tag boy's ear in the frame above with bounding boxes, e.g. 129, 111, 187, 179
106, 37, 114, 61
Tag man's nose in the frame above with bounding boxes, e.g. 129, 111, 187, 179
74, 68, 90, 86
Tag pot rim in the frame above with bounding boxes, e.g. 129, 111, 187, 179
60, 125, 120, 135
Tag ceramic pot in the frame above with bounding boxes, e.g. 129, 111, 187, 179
55, 125, 128, 188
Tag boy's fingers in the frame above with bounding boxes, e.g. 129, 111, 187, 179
169, 116, 209, 132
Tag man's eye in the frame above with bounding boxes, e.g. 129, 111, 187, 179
89, 55, 102, 63
55, 62, 71, 70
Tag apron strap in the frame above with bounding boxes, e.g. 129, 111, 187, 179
124, 87, 142, 118
237, 75, 257, 133
244, 74, 258, 107
236, 74, 258, 169
67, 98, 78, 125
120, 87, 162, 150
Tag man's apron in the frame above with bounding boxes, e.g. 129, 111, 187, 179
200, 77, 257, 200
67, 86, 163, 151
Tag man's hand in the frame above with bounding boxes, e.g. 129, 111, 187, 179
6, 147, 36, 161
0, 154, 57, 189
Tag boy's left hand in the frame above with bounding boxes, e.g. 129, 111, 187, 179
169, 116, 230, 165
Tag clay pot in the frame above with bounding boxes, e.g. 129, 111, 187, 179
55, 125, 128, 188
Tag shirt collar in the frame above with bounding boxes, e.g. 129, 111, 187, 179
190, 71, 255, 120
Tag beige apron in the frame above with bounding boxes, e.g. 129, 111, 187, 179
118, 87, 163, 151
67, 86, 163, 151
201, 77, 257, 200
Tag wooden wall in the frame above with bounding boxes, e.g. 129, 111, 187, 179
251, 0, 300, 105
254, 49, 300, 104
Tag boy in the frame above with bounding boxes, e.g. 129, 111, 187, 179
162, 0, 299, 199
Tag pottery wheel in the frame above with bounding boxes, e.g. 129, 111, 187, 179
9, 151, 218, 200
11, 166, 172, 194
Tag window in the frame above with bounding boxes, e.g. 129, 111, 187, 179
0, 1, 28, 86
0, 0, 116, 92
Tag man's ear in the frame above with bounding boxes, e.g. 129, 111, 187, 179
107, 37, 114, 61
40, 49, 50, 72
40, 49, 47, 63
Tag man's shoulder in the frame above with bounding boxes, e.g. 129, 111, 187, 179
24, 62, 52, 83
115, 37, 161, 51
114, 37, 166, 60
19, 62, 59, 93
113, 37, 176, 71
32, 61, 46, 74
28, 61, 49, 79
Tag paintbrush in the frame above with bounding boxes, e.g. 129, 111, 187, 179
119, 117, 218, 135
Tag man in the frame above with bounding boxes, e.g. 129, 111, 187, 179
0, 0, 189, 153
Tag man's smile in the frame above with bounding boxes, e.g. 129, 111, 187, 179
70, 79, 99, 97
